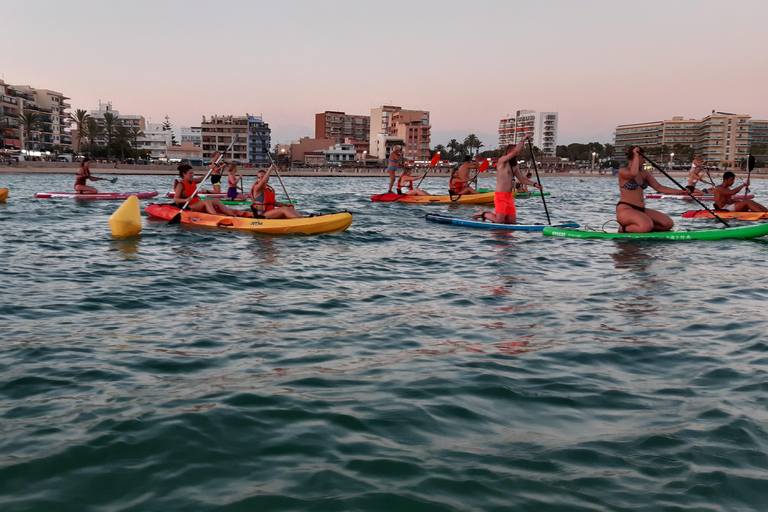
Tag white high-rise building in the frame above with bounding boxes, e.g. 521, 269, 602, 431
498, 110, 558, 156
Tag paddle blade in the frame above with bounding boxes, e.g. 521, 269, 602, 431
478, 159, 490, 173
430, 153, 440, 167
109, 177, 118, 184
168, 209, 183, 224
748, 155, 756, 171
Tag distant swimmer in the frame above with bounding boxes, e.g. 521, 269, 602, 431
386, 145, 404, 194
174, 165, 243, 216
686, 155, 715, 195
396, 168, 431, 196
615, 146, 685, 233
74, 158, 106, 194
471, 134, 541, 224
455, 156, 479, 194
250, 164, 304, 219
714, 172, 768, 212
226, 164, 248, 201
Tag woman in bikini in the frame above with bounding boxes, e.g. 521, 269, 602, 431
617, 146, 685, 233
74, 158, 105, 194
225, 163, 248, 201
207, 151, 226, 194
249, 165, 303, 219
396, 168, 431, 196
173, 164, 243, 216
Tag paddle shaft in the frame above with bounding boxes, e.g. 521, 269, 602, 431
415, 159, 440, 189
255, 129, 292, 204
642, 154, 729, 227
527, 139, 551, 224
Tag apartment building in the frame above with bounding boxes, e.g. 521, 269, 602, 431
750, 120, 768, 150
614, 112, 753, 167
369, 105, 431, 162
88, 101, 145, 132
136, 123, 172, 160
181, 126, 202, 146
315, 111, 370, 143
0, 79, 71, 153
498, 110, 559, 156
200, 115, 250, 162
247, 115, 271, 165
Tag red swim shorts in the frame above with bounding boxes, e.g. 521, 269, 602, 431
494, 191, 516, 216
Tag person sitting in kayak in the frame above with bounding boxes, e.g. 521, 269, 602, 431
249, 165, 304, 219
386, 145, 404, 194
396, 168, 431, 196
615, 146, 685, 233
516, 172, 533, 194
225, 163, 248, 201
456, 156, 479, 193
173, 165, 243, 216
471, 134, 541, 224
449, 169, 478, 195
686, 155, 715, 195
714, 172, 768, 212
74, 158, 105, 194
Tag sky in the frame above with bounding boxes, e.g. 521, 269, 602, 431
3, 0, 767, 149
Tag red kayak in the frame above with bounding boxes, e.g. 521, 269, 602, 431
645, 193, 754, 200
35, 191, 159, 200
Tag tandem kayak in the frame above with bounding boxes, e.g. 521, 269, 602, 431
542, 223, 768, 240
645, 193, 754, 200
370, 192, 495, 204
426, 214, 578, 231
681, 210, 768, 220
145, 204, 352, 235
35, 191, 159, 200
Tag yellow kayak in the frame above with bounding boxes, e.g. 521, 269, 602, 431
146, 204, 353, 235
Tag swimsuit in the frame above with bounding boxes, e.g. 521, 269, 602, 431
616, 201, 645, 212
227, 177, 239, 199
494, 191, 516, 216
210, 174, 222, 185
251, 185, 276, 215
621, 177, 649, 190
714, 204, 736, 212
397, 175, 413, 195
685, 185, 695, 193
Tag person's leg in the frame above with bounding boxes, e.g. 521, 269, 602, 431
388, 169, 395, 192
208, 198, 238, 216
75, 185, 98, 194
644, 208, 675, 231
264, 207, 303, 219
617, 206, 654, 233
736, 199, 768, 212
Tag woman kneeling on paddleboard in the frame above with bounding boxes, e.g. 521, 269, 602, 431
74, 158, 105, 194
396, 168, 431, 196
617, 147, 684, 233
174, 165, 242, 216
249, 165, 304, 219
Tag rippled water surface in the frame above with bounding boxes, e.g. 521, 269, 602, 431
1, 173, 768, 511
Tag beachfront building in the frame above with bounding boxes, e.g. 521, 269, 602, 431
135, 123, 172, 160
167, 142, 203, 162
614, 112, 754, 168
88, 101, 144, 132
247, 115, 271, 165
750, 120, 768, 152
315, 111, 370, 143
323, 143, 357, 164
0, 79, 72, 154
288, 137, 336, 163
181, 126, 202, 147
498, 110, 558, 156
369, 105, 431, 162
200, 115, 249, 163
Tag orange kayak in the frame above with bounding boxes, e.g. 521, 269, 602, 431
681, 210, 768, 220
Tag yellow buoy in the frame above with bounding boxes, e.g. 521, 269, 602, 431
109, 195, 142, 236
0, 188, 8, 201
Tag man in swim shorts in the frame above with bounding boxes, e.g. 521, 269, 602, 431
472, 134, 542, 224
714, 171, 768, 212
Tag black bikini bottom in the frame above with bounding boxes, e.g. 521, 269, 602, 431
616, 201, 645, 213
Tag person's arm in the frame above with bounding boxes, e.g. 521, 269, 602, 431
498, 135, 531, 164
720, 181, 749, 197
172, 181, 187, 204
645, 171, 684, 195
512, 167, 542, 189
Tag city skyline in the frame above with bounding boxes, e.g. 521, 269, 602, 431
3, 0, 767, 149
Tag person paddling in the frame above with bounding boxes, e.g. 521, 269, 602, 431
456, 156, 479, 194
686, 155, 715, 195
396, 168, 431, 196
173, 164, 242, 216
225, 163, 248, 201
714, 171, 768, 212
471, 134, 541, 224
449, 169, 478, 195
615, 146, 686, 233
386, 145, 404, 193
250, 165, 304, 219
74, 158, 106, 194
206, 151, 226, 194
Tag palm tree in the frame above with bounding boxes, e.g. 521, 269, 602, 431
431, 144, 446, 159
103, 112, 119, 161
17, 111, 40, 151
69, 109, 90, 155
130, 127, 145, 156
114, 125, 131, 160
463, 134, 484, 157
85, 118, 103, 157
446, 139, 465, 162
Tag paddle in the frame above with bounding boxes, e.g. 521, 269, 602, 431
745, 155, 756, 196
169, 135, 238, 224
641, 152, 729, 227
103, 177, 118, 184
414, 152, 441, 190
526, 139, 551, 225
255, 130, 292, 204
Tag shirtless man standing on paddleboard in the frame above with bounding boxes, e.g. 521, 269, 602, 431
472, 134, 541, 224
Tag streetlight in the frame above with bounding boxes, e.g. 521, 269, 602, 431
670, 152, 675, 168
591, 151, 597, 173
362, 150, 367, 165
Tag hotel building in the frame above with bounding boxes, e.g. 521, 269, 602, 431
498, 110, 559, 156
614, 112, 755, 168
315, 111, 370, 143
247, 115, 271, 165
200, 115, 250, 163
181, 126, 202, 147
0, 79, 71, 153
369, 105, 431, 162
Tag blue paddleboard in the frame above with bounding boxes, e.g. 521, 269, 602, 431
425, 214, 579, 231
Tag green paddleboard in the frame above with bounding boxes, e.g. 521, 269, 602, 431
218, 199, 298, 205
542, 223, 768, 241
477, 189, 551, 197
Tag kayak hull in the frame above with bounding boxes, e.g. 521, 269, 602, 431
36, 191, 159, 200
542, 223, 768, 240
646, 194, 754, 200
426, 214, 578, 231
0, 188, 8, 201
478, 189, 550, 197
145, 204, 352, 235
371, 192, 495, 204
682, 210, 768, 220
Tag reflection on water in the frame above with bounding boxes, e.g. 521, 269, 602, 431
110, 234, 142, 257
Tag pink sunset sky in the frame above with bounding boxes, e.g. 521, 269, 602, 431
3, 0, 767, 149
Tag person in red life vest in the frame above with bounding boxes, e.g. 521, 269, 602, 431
449, 169, 477, 195
471, 134, 541, 224
249, 165, 304, 219
455, 155, 479, 194
396, 168, 431, 196
173, 165, 242, 216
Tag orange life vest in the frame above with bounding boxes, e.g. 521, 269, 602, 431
179, 180, 200, 204
398, 175, 413, 191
